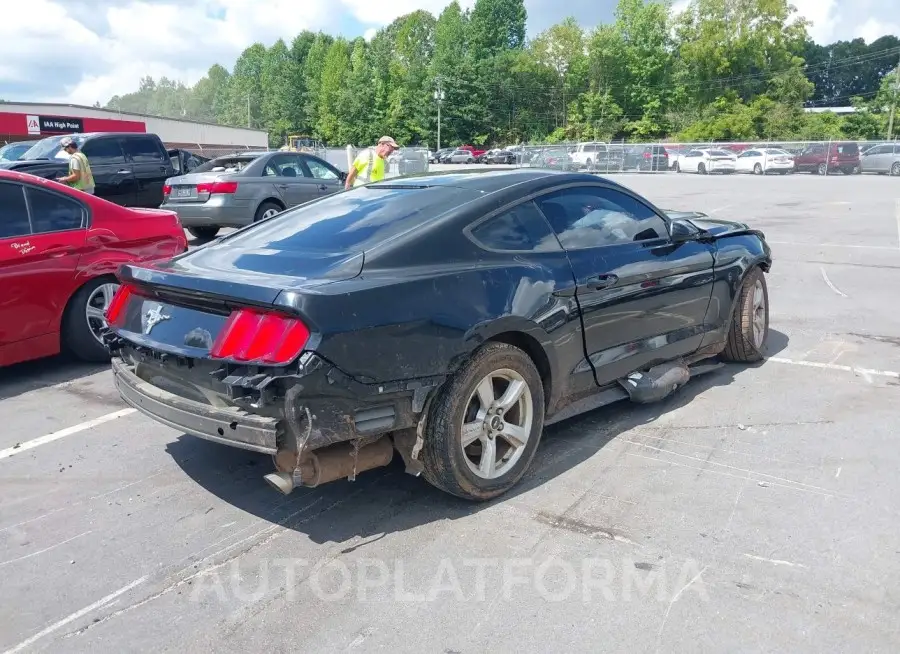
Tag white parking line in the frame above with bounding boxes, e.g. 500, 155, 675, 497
2, 575, 148, 654
819, 267, 848, 297
768, 357, 900, 380
0, 409, 136, 461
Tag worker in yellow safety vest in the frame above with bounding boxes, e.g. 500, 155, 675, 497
56, 136, 95, 194
344, 136, 399, 190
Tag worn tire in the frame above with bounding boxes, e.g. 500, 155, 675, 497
421, 342, 545, 501
721, 267, 769, 363
187, 226, 219, 239
62, 277, 116, 363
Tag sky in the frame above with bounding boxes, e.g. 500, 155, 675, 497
1, 0, 898, 107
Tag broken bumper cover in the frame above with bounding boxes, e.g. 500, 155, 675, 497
112, 357, 280, 454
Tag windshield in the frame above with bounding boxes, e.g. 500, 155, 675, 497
0, 142, 34, 161
19, 134, 85, 161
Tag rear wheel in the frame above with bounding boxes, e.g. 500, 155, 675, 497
721, 268, 769, 363
255, 201, 283, 222
753, 163, 762, 175
698, 162, 707, 175
62, 277, 119, 362
421, 342, 545, 501
187, 226, 219, 240
892, 162, 900, 177
817, 162, 827, 175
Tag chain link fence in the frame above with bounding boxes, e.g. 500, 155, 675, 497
172, 138, 900, 178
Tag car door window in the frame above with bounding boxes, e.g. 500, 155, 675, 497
0, 182, 31, 238
468, 201, 562, 253
264, 155, 303, 177
536, 187, 668, 249
26, 186, 85, 234
80, 138, 127, 165
122, 136, 166, 163
301, 156, 339, 180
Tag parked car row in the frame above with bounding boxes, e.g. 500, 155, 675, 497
477, 140, 900, 177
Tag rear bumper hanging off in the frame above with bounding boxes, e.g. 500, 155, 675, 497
112, 357, 280, 454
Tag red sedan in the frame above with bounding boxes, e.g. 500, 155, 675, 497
0, 170, 188, 367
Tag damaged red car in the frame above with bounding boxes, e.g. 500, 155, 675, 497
105, 169, 772, 501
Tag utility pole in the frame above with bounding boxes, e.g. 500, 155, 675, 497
247, 94, 251, 129
888, 56, 900, 141
434, 78, 445, 151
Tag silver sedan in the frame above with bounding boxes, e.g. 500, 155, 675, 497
161, 151, 347, 239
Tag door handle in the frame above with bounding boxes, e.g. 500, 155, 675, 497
159, 166, 167, 172
117, 169, 130, 174
43, 245, 75, 257
276, 184, 289, 189
317, 184, 328, 191
584, 274, 618, 290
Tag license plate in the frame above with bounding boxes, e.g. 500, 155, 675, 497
175, 187, 193, 198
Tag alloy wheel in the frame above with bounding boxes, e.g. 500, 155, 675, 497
262, 208, 280, 219
460, 369, 534, 480
85, 282, 120, 344
892, 162, 900, 176
751, 279, 767, 349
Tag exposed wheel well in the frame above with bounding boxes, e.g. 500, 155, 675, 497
261, 198, 285, 210
487, 331, 552, 408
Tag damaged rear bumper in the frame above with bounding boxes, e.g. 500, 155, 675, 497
112, 357, 280, 454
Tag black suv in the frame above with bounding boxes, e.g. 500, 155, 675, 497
623, 145, 669, 171
0, 132, 175, 208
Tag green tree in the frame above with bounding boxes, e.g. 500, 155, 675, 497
261, 40, 296, 146
302, 34, 334, 140
316, 39, 352, 143
468, 0, 527, 59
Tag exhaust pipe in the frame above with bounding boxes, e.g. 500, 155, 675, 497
266, 437, 394, 495
264, 471, 295, 494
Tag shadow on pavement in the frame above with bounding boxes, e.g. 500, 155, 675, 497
167, 331, 789, 545
0, 355, 109, 402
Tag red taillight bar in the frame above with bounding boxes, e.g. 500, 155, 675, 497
197, 181, 238, 195
163, 184, 171, 196
209, 309, 310, 365
105, 283, 135, 327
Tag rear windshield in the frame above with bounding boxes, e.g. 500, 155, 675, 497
834, 143, 859, 155
217, 185, 475, 253
192, 156, 258, 173
709, 150, 732, 156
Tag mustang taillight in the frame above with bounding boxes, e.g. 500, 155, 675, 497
105, 284, 135, 327
209, 309, 310, 365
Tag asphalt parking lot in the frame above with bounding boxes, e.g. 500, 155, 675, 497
2, 169, 899, 653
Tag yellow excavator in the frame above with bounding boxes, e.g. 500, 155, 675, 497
281, 134, 325, 156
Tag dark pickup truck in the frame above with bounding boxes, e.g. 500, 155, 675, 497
0, 132, 175, 208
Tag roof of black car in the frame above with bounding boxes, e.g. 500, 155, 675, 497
371, 168, 609, 194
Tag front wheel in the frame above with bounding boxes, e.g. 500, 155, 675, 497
753, 163, 762, 175
721, 267, 769, 363
421, 342, 545, 501
63, 277, 120, 362
698, 162, 707, 175
817, 163, 827, 175
891, 162, 900, 177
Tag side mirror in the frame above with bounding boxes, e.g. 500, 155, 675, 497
669, 218, 700, 243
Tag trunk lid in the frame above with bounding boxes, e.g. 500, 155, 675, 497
165, 172, 238, 202
115, 244, 363, 356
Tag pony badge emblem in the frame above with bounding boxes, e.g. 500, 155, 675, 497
143, 305, 171, 335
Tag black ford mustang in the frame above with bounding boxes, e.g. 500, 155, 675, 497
105, 169, 772, 501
